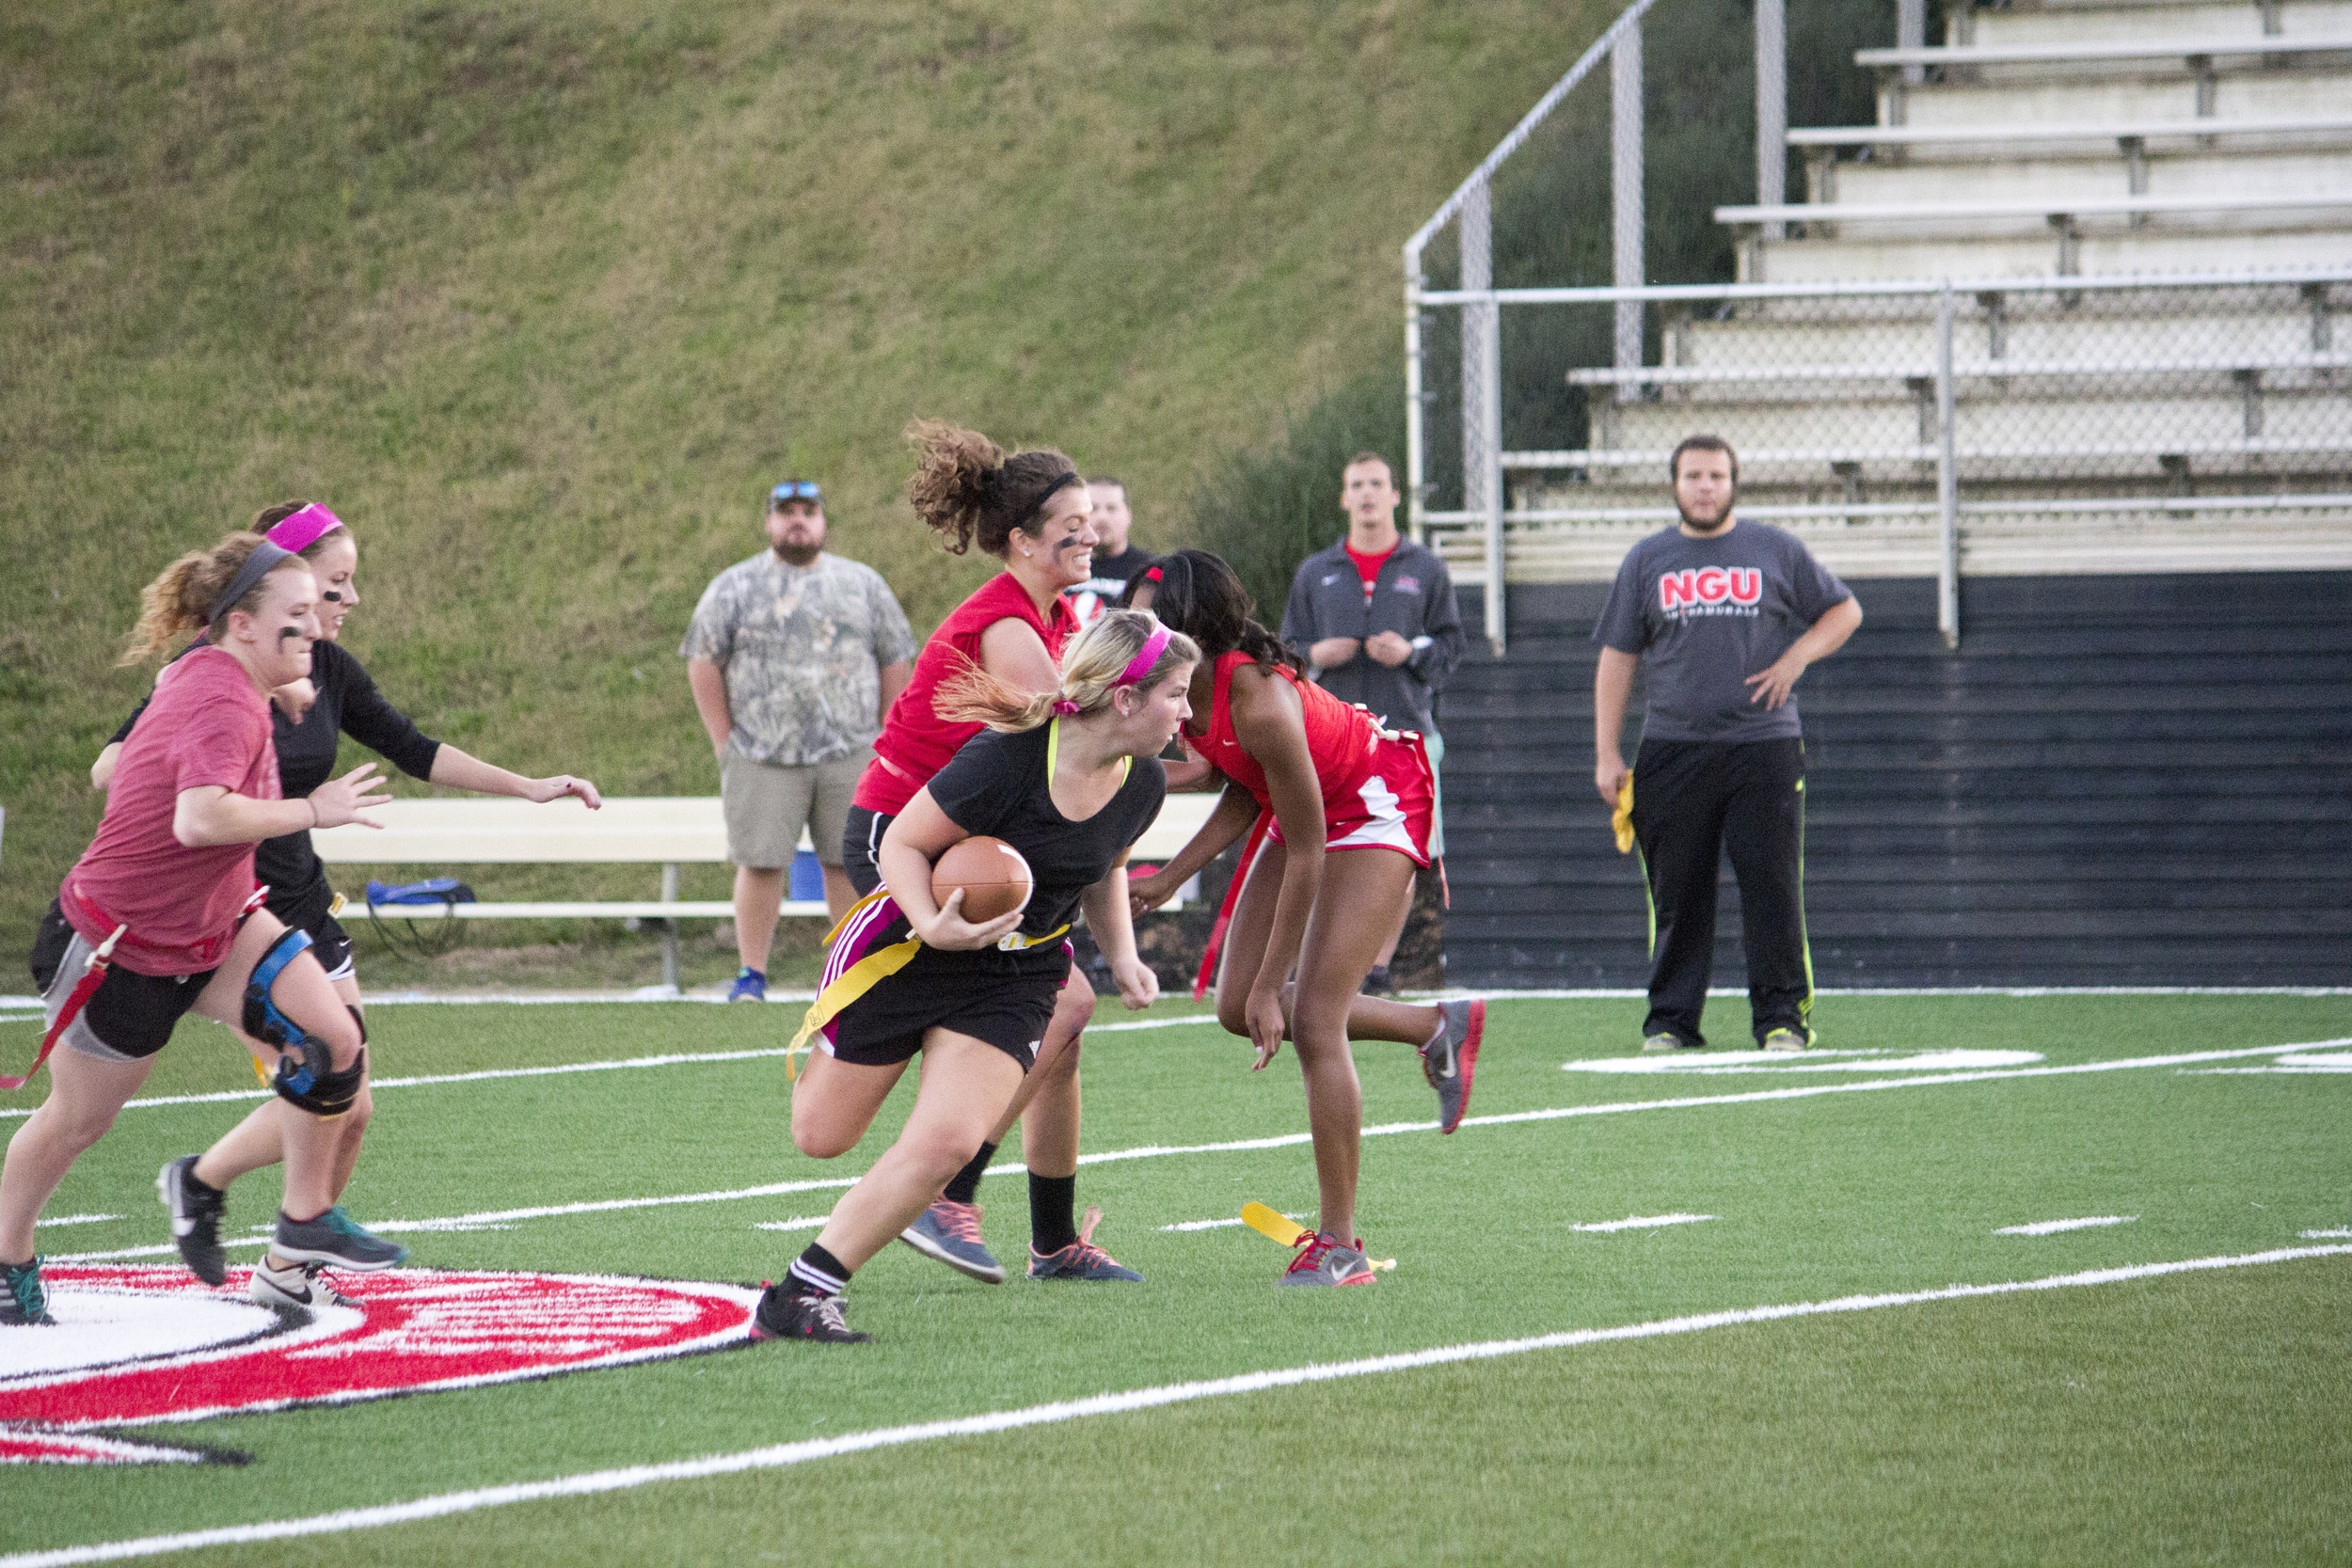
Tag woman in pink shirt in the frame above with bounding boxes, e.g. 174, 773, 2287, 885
2, 528, 399, 1326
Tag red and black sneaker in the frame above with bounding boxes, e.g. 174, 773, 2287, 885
750, 1282, 871, 1344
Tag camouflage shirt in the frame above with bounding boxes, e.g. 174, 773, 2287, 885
680, 550, 918, 766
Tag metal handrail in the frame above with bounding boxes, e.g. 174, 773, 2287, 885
1415, 264, 2352, 307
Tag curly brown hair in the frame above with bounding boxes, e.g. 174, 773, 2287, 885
904, 420, 1080, 558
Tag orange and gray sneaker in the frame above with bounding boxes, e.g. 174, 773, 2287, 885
1419, 998, 1486, 1133
1278, 1230, 1376, 1287
1027, 1205, 1143, 1282
900, 1197, 1007, 1284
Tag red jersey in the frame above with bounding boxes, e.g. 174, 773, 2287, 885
854, 571, 1079, 816
64, 645, 280, 975
1189, 650, 1382, 822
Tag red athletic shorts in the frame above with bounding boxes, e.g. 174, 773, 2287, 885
1263, 733, 1437, 868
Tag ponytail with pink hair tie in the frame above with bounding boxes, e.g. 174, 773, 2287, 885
1051, 698, 1083, 716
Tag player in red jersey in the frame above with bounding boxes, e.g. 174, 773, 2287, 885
1127, 549, 1486, 1288
3, 530, 398, 1326
835, 420, 1137, 1285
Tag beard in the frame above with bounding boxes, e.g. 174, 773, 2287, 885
774, 540, 821, 566
1677, 492, 1736, 532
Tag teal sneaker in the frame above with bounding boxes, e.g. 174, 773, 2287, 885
3, 1257, 54, 1325
272, 1207, 408, 1272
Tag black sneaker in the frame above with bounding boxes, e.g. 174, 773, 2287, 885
749, 1283, 871, 1343
158, 1155, 229, 1285
272, 1207, 408, 1272
2, 1258, 53, 1325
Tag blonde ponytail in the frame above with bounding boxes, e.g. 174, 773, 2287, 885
935, 610, 1199, 733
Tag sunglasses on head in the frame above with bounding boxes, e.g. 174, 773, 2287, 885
771, 482, 822, 507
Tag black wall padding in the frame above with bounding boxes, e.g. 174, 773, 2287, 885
1442, 571, 2352, 990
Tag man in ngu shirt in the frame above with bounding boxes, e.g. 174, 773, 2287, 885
1593, 436, 1862, 1054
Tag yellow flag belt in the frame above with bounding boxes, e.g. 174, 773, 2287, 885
786, 888, 1070, 1080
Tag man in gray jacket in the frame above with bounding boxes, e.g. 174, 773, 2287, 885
1281, 451, 1464, 989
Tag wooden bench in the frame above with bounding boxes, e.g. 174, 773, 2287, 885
310, 794, 1219, 990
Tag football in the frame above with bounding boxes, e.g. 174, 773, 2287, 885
930, 835, 1033, 924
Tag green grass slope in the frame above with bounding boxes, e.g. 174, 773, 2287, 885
0, 0, 1615, 969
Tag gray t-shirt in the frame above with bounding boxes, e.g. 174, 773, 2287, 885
1594, 520, 1851, 742
680, 550, 919, 766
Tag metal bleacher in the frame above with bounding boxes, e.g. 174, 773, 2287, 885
1491, 0, 2352, 603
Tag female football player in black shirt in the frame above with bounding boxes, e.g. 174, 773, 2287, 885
755, 610, 1198, 1343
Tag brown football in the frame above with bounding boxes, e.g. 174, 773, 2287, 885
931, 835, 1034, 924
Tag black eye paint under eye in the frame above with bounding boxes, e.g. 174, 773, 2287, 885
323, 591, 345, 602
277, 627, 305, 642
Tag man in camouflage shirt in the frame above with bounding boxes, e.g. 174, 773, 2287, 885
685, 481, 917, 1001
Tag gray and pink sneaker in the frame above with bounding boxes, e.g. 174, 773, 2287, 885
1420, 998, 1486, 1133
900, 1197, 1007, 1284
1278, 1231, 1376, 1288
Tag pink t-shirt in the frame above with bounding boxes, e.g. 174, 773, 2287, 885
64, 645, 281, 976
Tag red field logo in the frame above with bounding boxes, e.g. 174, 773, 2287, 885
0, 1263, 757, 1464
1658, 567, 1762, 612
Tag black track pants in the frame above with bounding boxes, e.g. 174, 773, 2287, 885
1629, 736, 1812, 1047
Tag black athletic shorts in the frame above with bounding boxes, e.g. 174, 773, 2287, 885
42, 928, 216, 1064
841, 806, 891, 896
269, 873, 355, 983
828, 933, 1065, 1073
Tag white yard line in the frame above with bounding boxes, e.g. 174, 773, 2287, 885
45, 1038, 2341, 1258
2300, 1227, 2352, 1239
1995, 1215, 2137, 1237
1572, 1213, 1715, 1233
0, 1019, 1230, 1122
751, 1215, 833, 1234
6, 1243, 2343, 1568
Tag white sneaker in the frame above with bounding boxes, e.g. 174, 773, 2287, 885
249, 1257, 358, 1316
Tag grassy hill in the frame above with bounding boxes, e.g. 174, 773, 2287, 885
0, 0, 1615, 980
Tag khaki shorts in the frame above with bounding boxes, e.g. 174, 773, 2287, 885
721, 746, 867, 870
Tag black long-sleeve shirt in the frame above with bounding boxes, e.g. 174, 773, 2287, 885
113, 640, 441, 898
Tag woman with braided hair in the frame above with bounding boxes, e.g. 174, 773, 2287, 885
3, 525, 399, 1326
1126, 549, 1486, 1288
757, 610, 1193, 1343
76, 500, 601, 1315
838, 420, 1140, 1287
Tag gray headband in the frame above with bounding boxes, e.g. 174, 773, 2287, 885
204, 542, 295, 633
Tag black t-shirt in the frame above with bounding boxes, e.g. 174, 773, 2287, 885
1593, 521, 1851, 742
113, 640, 442, 895
925, 722, 1166, 941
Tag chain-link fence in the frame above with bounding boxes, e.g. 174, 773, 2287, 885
1416, 270, 2352, 643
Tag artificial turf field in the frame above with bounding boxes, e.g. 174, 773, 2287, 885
2, 990, 2348, 1565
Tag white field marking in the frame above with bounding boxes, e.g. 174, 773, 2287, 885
2301, 1227, 2352, 1239
1995, 1215, 2137, 1237
38, 1215, 121, 1228
1563, 1048, 2043, 1075
1571, 1213, 1716, 1233
13, 986, 2352, 1014
49, 1037, 2344, 1254
7, 1244, 2344, 1568
752, 1215, 833, 1234
54, 1238, 272, 1264
0, 1019, 1231, 1122
1158, 1212, 1309, 1233
2184, 1050, 2352, 1076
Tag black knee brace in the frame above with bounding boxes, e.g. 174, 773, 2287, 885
274, 1042, 367, 1118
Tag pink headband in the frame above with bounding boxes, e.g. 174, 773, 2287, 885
1115, 623, 1175, 688
264, 502, 344, 555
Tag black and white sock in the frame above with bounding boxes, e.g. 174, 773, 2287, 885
785, 1243, 853, 1300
